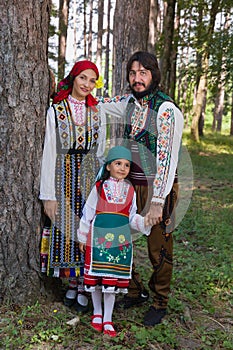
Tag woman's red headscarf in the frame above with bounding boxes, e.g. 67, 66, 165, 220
53, 60, 99, 106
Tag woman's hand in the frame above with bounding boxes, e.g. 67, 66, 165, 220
79, 243, 86, 253
43, 200, 58, 222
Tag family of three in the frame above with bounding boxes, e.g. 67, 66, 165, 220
39, 51, 184, 337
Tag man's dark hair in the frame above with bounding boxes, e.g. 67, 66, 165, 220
126, 51, 161, 88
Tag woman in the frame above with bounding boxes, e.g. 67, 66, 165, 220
40, 60, 106, 312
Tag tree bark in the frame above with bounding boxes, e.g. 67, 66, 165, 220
103, 0, 112, 97
191, 56, 208, 141
73, 0, 77, 61
160, 0, 176, 95
58, 0, 70, 80
96, 0, 104, 96
87, 0, 93, 60
0, 0, 50, 304
148, 0, 159, 54
83, 0, 87, 57
169, 2, 180, 99
212, 13, 229, 132
111, 0, 150, 144
112, 0, 150, 95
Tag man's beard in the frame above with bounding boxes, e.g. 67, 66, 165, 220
130, 81, 158, 99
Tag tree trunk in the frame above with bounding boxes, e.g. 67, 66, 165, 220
177, 8, 192, 126
160, 0, 176, 94
169, 2, 180, 99
73, 0, 77, 61
198, 91, 207, 137
112, 0, 150, 95
112, 0, 150, 144
190, 0, 221, 141
87, 0, 93, 60
148, 0, 159, 54
103, 0, 111, 97
191, 56, 208, 142
212, 13, 229, 132
0, 0, 50, 304
212, 83, 225, 132
96, 0, 104, 96
83, 0, 87, 57
58, 0, 70, 80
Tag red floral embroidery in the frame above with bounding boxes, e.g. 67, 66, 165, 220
98, 237, 105, 244
105, 241, 112, 249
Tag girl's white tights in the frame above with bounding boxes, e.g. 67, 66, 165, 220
103, 292, 115, 331
91, 289, 102, 319
91, 290, 116, 330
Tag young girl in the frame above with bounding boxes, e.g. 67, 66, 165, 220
77, 146, 151, 337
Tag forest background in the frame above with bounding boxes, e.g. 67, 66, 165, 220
0, 0, 232, 349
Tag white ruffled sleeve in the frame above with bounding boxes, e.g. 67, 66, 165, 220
129, 193, 151, 236
77, 185, 98, 243
39, 107, 57, 200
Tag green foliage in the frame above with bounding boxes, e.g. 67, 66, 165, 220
176, 0, 233, 130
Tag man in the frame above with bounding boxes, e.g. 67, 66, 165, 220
98, 51, 183, 325
116, 51, 183, 326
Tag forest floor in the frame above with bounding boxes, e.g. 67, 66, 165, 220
0, 235, 232, 350
0, 132, 233, 349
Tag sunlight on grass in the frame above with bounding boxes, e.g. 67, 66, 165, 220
182, 129, 233, 155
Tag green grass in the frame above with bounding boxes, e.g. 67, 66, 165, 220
0, 128, 232, 349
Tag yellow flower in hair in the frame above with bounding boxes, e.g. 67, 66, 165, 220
95, 76, 104, 89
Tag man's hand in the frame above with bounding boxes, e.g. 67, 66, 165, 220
43, 200, 58, 222
145, 202, 163, 227
79, 243, 86, 253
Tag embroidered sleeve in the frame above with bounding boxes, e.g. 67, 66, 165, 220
97, 94, 129, 118
95, 95, 130, 165
39, 107, 57, 200
77, 185, 98, 243
152, 102, 183, 205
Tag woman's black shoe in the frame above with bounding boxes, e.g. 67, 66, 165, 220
73, 300, 89, 313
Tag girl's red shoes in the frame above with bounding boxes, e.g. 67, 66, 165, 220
103, 321, 117, 337
91, 315, 103, 332
91, 317, 117, 337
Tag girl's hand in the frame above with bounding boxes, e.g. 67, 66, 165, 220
146, 203, 163, 226
144, 215, 150, 227
43, 200, 58, 222
79, 243, 86, 253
